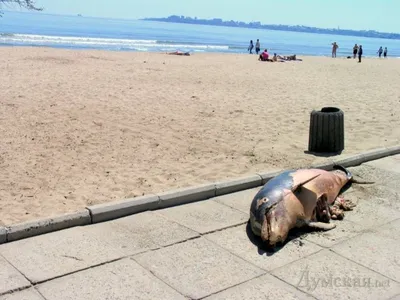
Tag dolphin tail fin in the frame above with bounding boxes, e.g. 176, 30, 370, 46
291, 174, 321, 192
351, 178, 375, 184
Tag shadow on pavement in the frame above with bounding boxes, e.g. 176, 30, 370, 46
303, 150, 342, 157
245, 220, 317, 256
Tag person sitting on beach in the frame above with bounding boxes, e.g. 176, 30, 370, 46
277, 54, 297, 61
168, 51, 190, 56
272, 53, 277, 62
258, 49, 270, 61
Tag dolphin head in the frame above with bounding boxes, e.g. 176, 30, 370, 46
250, 193, 297, 248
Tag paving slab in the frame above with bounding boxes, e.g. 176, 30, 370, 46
204, 224, 322, 272
271, 249, 400, 300
203, 273, 315, 300
364, 154, 400, 174
342, 193, 400, 228
213, 187, 260, 214
0, 288, 45, 300
0, 226, 126, 284
347, 184, 400, 211
0, 256, 31, 295
301, 219, 366, 248
348, 164, 400, 191
82, 211, 199, 255
134, 237, 265, 299
157, 199, 248, 234
369, 218, 400, 239
332, 229, 400, 282
37, 257, 186, 300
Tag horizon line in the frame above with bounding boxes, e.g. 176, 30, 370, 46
3, 10, 399, 35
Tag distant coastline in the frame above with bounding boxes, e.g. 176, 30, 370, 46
142, 15, 400, 40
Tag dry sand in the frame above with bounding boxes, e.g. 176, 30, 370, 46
1, 46, 399, 225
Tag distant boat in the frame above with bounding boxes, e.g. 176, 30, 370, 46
77, 14, 82, 17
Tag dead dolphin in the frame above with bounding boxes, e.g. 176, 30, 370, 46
249, 164, 373, 247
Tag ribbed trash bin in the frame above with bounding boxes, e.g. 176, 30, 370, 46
308, 107, 344, 153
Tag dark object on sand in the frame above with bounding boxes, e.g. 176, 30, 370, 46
168, 51, 190, 56
308, 107, 344, 153
249, 165, 373, 248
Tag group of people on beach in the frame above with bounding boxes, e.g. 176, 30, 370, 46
332, 42, 388, 63
257, 49, 298, 62
248, 39, 300, 62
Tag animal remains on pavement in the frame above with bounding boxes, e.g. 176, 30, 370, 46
249, 165, 374, 248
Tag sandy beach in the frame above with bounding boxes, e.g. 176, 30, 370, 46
1, 46, 399, 225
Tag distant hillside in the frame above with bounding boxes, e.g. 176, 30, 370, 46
142, 15, 400, 40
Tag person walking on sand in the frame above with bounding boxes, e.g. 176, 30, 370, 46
384, 47, 388, 58
377, 46, 383, 58
331, 42, 339, 58
358, 45, 363, 63
255, 39, 261, 55
248, 40, 254, 54
353, 44, 358, 59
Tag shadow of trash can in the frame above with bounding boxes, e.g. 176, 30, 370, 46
308, 107, 344, 153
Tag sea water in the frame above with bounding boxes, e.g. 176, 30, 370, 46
1, 11, 399, 57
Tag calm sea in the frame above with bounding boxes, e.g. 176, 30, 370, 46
1, 11, 399, 57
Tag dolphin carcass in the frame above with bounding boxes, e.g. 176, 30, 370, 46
249, 165, 373, 247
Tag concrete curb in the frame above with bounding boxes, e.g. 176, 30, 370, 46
215, 175, 262, 196
1, 145, 399, 244
158, 183, 216, 209
87, 194, 159, 224
0, 227, 6, 244
5, 210, 91, 243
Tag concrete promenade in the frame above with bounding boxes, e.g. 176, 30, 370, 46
1, 155, 400, 299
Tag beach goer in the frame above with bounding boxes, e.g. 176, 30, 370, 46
248, 40, 254, 54
272, 53, 277, 62
278, 54, 297, 61
258, 49, 270, 61
377, 46, 383, 58
332, 42, 339, 58
358, 45, 363, 63
353, 44, 358, 59
168, 51, 190, 56
255, 39, 261, 54
384, 47, 388, 58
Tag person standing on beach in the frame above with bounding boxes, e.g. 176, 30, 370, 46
377, 46, 383, 58
384, 47, 388, 58
331, 42, 339, 58
248, 40, 254, 54
353, 44, 358, 59
358, 45, 363, 63
255, 39, 261, 55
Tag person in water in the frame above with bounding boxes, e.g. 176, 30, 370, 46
353, 44, 358, 59
384, 47, 388, 58
255, 39, 261, 55
248, 40, 254, 54
377, 46, 383, 58
332, 42, 339, 58
358, 45, 363, 63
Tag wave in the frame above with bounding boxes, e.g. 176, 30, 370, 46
0, 33, 232, 52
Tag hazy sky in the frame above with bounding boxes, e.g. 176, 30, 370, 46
7, 0, 400, 32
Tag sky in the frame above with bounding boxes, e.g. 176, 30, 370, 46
5, 0, 400, 32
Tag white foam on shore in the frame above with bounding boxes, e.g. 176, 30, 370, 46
0, 33, 230, 51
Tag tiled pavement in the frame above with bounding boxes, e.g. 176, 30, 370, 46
1, 155, 400, 299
